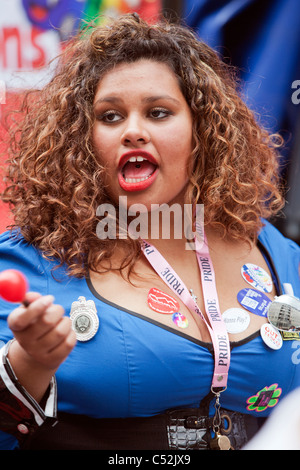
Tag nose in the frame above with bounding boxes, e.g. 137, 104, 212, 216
121, 115, 150, 147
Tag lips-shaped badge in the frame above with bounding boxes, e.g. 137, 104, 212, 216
147, 287, 180, 314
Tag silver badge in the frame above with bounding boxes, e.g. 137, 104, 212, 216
267, 294, 300, 332
70, 296, 99, 341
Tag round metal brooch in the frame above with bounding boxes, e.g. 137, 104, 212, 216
70, 296, 99, 341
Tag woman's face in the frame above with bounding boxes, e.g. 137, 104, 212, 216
92, 59, 193, 210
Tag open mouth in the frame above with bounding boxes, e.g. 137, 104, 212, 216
118, 151, 158, 192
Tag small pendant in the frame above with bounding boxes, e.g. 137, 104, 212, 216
189, 289, 197, 302
210, 432, 232, 450
210, 392, 232, 450
70, 296, 99, 342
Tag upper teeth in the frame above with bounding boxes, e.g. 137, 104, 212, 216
128, 156, 146, 162
122, 156, 155, 183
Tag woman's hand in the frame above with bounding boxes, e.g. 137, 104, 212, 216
7, 292, 77, 371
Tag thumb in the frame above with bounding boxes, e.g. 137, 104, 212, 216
22, 291, 43, 307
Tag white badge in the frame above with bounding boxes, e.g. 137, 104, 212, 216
70, 296, 99, 341
222, 308, 250, 334
260, 323, 282, 350
241, 263, 273, 293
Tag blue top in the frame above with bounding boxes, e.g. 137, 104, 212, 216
0, 220, 299, 449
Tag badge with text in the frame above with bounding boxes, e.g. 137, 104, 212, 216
147, 287, 180, 314
260, 323, 282, 350
70, 296, 99, 341
222, 307, 250, 334
241, 264, 273, 293
172, 312, 189, 328
237, 288, 271, 317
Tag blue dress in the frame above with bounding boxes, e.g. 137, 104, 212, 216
0, 220, 299, 449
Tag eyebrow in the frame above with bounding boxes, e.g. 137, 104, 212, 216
143, 95, 181, 105
93, 95, 181, 107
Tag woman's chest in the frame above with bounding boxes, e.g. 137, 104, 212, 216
57, 303, 300, 418
89, 242, 277, 344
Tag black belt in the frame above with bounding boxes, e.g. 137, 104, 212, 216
21, 408, 266, 450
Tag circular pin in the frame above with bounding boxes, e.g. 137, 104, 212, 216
260, 323, 283, 350
172, 312, 189, 328
237, 288, 271, 317
147, 287, 180, 314
241, 263, 273, 293
17, 424, 29, 435
267, 294, 300, 332
222, 308, 250, 334
70, 296, 99, 341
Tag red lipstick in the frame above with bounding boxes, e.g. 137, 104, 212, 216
118, 150, 158, 192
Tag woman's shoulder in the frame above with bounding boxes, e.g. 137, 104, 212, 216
0, 230, 52, 295
259, 219, 300, 254
0, 229, 82, 296
259, 219, 300, 296
0, 229, 43, 264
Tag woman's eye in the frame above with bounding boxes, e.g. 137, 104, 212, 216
149, 108, 171, 119
99, 111, 123, 123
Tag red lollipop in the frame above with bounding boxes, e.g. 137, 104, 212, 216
0, 269, 29, 303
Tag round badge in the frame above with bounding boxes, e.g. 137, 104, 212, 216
147, 288, 180, 314
70, 296, 99, 341
172, 312, 189, 328
260, 323, 283, 350
267, 294, 300, 332
241, 264, 273, 293
222, 308, 250, 334
237, 288, 271, 317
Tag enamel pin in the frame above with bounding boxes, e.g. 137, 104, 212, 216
70, 296, 99, 341
172, 312, 189, 328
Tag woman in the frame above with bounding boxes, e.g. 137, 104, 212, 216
0, 13, 299, 450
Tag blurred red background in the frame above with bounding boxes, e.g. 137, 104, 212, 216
0, 92, 25, 233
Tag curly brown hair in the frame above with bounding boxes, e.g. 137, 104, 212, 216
1, 13, 284, 278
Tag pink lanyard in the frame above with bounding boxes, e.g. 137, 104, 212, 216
141, 229, 230, 394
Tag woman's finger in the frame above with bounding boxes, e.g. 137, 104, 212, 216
7, 294, 55, 332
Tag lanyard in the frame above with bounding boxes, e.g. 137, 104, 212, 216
141, 229, 230, 393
